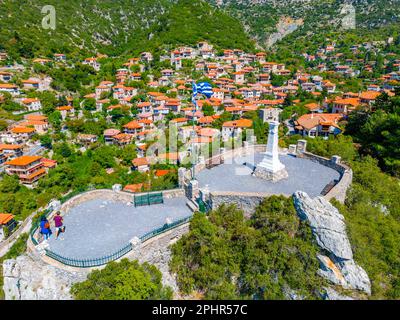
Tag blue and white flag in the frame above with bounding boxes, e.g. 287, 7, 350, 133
192, 81, 213, 109
196, 82, 213, 98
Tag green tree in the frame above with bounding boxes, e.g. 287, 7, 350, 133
40, 134, 52, 149
71, 259, 172, 300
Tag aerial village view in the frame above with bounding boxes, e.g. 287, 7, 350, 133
0, 0, 399, 307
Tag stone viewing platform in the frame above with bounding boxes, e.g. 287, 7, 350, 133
191, 139, 352, 215
196, 150, 341, 197
44, 189, 193, 260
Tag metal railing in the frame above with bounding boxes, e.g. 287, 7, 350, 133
45, 243, 133, 268
44, 215, 192, 268
139, 215, 192, 242
134, 192, 164, 207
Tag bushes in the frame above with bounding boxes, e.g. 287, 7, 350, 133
170, 197, 324, 299
71, 259, 172, 300
334, 157, 400, 299
282, 134, 357, 162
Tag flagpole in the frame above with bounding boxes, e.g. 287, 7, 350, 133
191, 81, 212, 181
191, 82, 197, 180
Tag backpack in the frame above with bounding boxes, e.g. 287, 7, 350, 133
44, 222, 50, 229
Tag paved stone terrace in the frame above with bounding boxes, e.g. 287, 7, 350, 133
47, 196, 192, 260
197, 152, 341, 197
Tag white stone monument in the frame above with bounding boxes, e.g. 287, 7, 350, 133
253, 121, 288, 182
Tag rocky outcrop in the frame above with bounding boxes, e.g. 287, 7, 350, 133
266, 17, 304, 47
323, 287, 354, 301
293, 191, 371, 296
3, 254, 88, 300
294, 192, 353, 260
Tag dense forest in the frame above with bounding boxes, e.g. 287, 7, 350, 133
207, 0, 400, 47
0, 0, 255, 60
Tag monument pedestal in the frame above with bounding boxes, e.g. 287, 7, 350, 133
253, 166, 288, 182
253, 121, 288, 183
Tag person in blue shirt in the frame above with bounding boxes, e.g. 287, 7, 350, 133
39, 216, 52, 240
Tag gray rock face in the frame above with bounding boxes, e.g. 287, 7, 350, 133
338, 260, 371, 295
323, 287, 354, 300
3, 254, 87, 300
294, 191, 353, 260
293, 191, 371, 296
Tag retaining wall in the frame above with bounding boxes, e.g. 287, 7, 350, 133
298, 152, 353, 204
209, 191, 282, 217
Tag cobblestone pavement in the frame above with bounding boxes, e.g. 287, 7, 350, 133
47, 196, 192, 259
197, 153, 341, 197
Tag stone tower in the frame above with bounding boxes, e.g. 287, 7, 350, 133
253, 121, 288, 182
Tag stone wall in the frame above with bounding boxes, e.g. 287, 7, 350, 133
209, 191, 281, 217
298, 152, 353, 204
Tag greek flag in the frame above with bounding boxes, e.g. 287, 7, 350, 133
192, 81, 213, 109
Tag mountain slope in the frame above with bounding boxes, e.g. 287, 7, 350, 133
208, 0, 400, 47
0, 0, 255, 59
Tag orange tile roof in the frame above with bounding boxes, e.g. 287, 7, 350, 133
225, 106, 243, 112
333, 98, 361, 107
360, 91, 381, 100
26, 168, 46, 180
19, 120, 47, 127
21, 98, 40, 104
158, 153, 179, 161
192, 137, 213, 144
0, 84, 17, 88
56, 106, 73, 111
197, 116, 215, 124
155, 169, 173, 177
305, 103, 320, 111
41, 158, 57, 168
113, 133, 133, 142
0, 144, 23, 151
0, 213, 14, 225
132, 157, 149, 167
223, 119, 253, 128
170, 117, 188, 123
123, 121, 142, 130
5, 155, 42, 166
297, 114, 343, 130
22, 79, 39, 84
26, 115, 47, 122
123, 184, 145, 193
11, 127, 35, 134
137, 102, 152, 107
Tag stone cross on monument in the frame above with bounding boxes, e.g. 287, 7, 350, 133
253, 121, 288, 182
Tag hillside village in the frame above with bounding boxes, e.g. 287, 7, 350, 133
1, 38, 398, 187
0, 0, 399, 302
0, 36, 399, 240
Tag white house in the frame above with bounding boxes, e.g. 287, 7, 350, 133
21, 98, 42, 111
